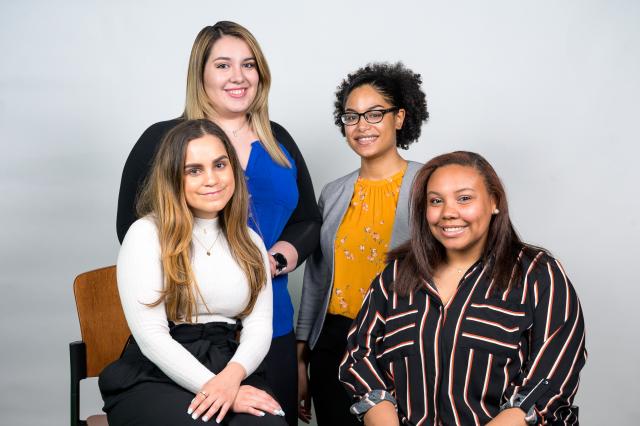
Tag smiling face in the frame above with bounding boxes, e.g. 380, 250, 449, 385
203, 35, 259, 118
426, 164, 497, 260
343, 84, 405, 160
183, 134, 235, 219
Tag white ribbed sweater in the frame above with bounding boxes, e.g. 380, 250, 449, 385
116, 216, 272, 393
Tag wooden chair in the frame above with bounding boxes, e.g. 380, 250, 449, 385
70, 266, 130, 426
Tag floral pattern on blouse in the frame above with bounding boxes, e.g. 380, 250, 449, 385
328, 166, 405, 319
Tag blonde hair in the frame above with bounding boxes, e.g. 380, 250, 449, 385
137, 119, 267, 321
183, 21, 290, 167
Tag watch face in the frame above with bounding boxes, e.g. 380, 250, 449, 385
273, 253, 287, 271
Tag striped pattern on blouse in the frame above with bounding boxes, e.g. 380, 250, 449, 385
339, 249, 586, 425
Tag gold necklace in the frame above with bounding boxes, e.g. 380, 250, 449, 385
449, 263, 473, 275
231, 120, 247, 138
192, 227, 221, 256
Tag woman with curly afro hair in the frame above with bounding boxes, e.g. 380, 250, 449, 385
295, 62, 429, 425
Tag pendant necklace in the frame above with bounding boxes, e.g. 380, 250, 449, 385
231, 120, 247, 138
192, 227, 221, 256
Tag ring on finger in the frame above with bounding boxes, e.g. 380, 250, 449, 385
199, 390, 209, 398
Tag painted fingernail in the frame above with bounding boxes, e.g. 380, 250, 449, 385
257, 411, 265, 416
192, 412, 199, 420
187, 407, 193, 415
202, 415, 209, 422
274, 409, 285, 416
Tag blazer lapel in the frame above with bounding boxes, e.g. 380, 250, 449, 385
390, 161, 421, 248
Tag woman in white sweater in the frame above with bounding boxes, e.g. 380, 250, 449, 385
99, 119, 287, 426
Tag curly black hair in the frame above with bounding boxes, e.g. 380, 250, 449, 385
333, 62, 428, 149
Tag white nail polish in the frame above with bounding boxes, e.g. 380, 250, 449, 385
187, 407, 193, 415
258, 411, 265, 416
274, 409, 285, 416
192, 413, 199, 420
202, 415, 209, 422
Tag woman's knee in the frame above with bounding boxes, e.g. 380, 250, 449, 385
227, 412, 287, 426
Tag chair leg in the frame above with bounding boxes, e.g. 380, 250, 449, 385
70, 341, 87, 426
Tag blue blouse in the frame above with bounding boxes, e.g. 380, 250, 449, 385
245, 141, 299, 337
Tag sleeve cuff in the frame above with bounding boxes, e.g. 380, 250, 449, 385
501, 377, 551, 424
295, 325, 310, 342
349, 389, 396, 421
500, 393, 539, 425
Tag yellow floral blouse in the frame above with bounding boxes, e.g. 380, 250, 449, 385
328, 166, 406, 319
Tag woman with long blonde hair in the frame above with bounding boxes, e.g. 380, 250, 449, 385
115, 22, 321, 424
100, 119, 287, 425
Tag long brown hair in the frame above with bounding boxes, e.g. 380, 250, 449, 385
389, 151, 531, 296
137, 119, 267, 321
182, 21, 290, 167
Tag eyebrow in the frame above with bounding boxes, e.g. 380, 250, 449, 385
212, 56, 256, 62
184, 155, 229, 168
344, 104, 386, 112
426, 188, 476, 196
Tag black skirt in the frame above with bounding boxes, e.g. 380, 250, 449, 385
99, 321, 285, 426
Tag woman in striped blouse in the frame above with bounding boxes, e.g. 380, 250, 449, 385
339, 151, 586, 426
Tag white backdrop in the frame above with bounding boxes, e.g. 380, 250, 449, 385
1, 1, 638, 424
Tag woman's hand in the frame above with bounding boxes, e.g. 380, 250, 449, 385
188, 362, 246, 423
268, 241, 299, 277
363, 401, 399, 426
232, 385, 283, 417
297, 341, 312, 423
268, 254, 278, 278
485, 407, 527, 426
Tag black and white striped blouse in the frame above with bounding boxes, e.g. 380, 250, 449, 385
339, 249, 586, 425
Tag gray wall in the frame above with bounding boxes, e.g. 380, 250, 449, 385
1, 1, 638, 424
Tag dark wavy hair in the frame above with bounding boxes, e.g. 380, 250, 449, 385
333, 62, 429, 149
389, 151, 538, 296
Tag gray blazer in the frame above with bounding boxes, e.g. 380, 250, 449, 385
296, 161, 422, 348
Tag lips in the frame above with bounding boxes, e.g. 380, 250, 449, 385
439, 225, 467, 237
200, 188, 225, 198
354, 135, 378, 146
225, 88, 247, 98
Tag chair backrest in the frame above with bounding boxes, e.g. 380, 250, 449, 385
73, 265, 130, 377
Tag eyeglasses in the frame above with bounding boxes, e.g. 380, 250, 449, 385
340, 107, 399, 126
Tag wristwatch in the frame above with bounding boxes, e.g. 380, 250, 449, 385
350, 390, 397, 420
271, 252, 288, 273
500, 393, 539, 425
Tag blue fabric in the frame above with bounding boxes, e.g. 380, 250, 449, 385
245, 141, 299, 337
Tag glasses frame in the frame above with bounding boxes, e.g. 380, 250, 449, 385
340, 107, 399, 126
